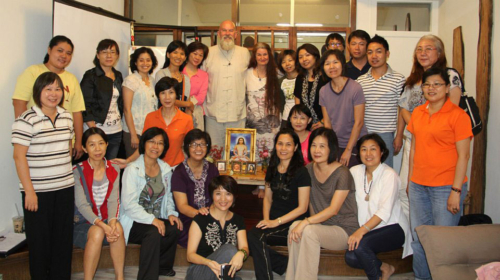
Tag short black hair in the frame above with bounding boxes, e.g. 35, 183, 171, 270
93, 39, 120, 66
155, 76, 181, 99
139, 127, 169, 159
287, 104, 313, 131
308, 127, 339, 164
183, 129, 212, 157
43, 35, 74, 63
32, 72, 65, 108
82, 127, 108, 148
130, 47, 157, 74
348, 30, 371, 44
356, 133, 390, 163
162, 40, 187, 69
325, 33, 346, 48
368, 34, 389, 51
186, 41, 209, 69
422, 67, 450, 86
320, 49, 347, 78
277, 49, 296, 74
209, 175, 238, 204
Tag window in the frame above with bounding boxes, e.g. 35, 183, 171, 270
377, 2, 431, 31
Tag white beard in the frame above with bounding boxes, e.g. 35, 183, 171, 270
218, 34, 235, 51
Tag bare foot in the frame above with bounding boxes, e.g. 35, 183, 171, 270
380, 262, 395, 280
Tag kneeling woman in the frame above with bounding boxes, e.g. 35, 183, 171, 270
186, 175, 249, 280
346, 134, 412, 280
120, 127, 182, 279
248, 128, 311, 280
73, 127, 125, 279
286, 128, 358, 280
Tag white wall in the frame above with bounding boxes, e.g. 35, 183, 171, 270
76, 0, 124, 16
0, 0, 53, 234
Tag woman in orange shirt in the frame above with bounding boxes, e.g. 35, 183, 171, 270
407, 67, 472, 280
114, 77, 193, 169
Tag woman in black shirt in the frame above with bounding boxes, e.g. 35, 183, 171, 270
248, 128, 311, 280
186, 175, 249, 280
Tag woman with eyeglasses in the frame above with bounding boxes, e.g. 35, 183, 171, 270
396, 35, 464, 222
113, 77, 194, 169
171, 129, 220, 247
407, 67, 472, 280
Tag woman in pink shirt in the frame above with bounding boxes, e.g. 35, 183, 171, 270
183, 42, 209, 130
288, 104, 312, 165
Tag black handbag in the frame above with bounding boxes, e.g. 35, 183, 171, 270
453, 70, 483, 135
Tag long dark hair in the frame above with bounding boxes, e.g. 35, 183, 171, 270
267, 128, 305, 185
248, 42, 280, 117
162, 40, 187, 70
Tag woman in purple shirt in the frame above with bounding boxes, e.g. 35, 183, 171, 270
172, 129, 219, 247
183, 42, 209, 130
319, 49, 368, 168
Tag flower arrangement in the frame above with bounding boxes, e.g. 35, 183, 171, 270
259, 145, 270, 172
207, 145, 224, 163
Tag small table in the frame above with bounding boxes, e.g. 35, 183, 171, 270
220, 166, 266, 186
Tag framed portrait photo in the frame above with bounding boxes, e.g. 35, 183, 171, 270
225, 128, 256, 163
231, 161, 242, 173
216, 160, 226, 172
247, 162, 257, 174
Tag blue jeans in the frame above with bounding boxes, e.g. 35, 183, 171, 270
373, 131, 394, 168
345, 224, 405, 280
409, 181, 468, 279
105, 131, 122, 160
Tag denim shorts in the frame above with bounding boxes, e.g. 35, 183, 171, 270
73, 222, 110, 249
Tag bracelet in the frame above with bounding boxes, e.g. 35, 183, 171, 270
362, 224, 371, 231
306, 217, 312, 225
278, 217, 282, 225
451, 187, 462, 193
239, 249, 248, 261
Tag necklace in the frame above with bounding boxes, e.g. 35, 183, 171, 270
363, 169, 373, 201
219, 45, 234, 66
278, 163, 287, 180
256, 69, 266, 82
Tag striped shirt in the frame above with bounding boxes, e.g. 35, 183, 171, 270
12, 106, 74, 192
92, 173, 109, 219
357, 65, 405, 133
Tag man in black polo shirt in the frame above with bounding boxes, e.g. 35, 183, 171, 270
345, 30, 371, 80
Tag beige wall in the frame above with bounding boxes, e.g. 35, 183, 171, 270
76, 0, 124, 15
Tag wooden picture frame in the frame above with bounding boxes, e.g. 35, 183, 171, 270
247, 162, 257, 174
216, 160, 226, 172
225, 128, 256, 163
231, 161, 242, 173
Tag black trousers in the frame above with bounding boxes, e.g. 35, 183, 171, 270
248, 225, 289, 280
128, 219, 180, 280
345, 224, 405, 280
22, 187, 74, 280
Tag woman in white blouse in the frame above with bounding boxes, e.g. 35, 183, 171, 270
122, 47, 158, 157
347, 133, 412, 280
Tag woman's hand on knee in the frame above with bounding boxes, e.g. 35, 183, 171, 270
347, 229, 365, 251
228, 251, 244, 277
152, 218, 166, 236
206, 260, 221, 277
168, 215, 183, 231
288, 220, 307, 244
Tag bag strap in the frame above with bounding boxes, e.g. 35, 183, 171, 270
76, 164, 91, 199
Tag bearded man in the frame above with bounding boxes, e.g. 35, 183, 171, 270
202, 20, 251, 151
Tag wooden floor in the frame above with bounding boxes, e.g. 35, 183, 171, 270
71, 266, 416, 279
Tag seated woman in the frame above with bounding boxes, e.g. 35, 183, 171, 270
120, 127, 182, 279
287, 104, 313, 165
73, 127, 125, 280
186, 175, 249, 280
346, 134, 412, 280
248, 128, 311, 280
172, 129, 220, 247
231, 137, 250, 161
286, 128, 358, 280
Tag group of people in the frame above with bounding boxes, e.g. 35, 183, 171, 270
11, 17, 472, 280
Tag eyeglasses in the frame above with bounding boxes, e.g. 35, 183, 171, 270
416, 47, 437, 54
422, 82, 446, 89
147, 139, 164, 146
329, 43, 342, 47
189, 143, 208, 149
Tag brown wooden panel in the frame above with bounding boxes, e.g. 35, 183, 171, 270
453, 26, 465, 80
470, 0, 492, 214
350, 0, 357, 30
